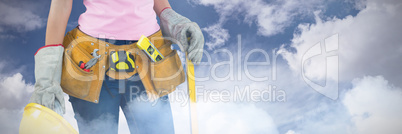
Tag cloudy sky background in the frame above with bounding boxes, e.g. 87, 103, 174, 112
1, 0, 402, 133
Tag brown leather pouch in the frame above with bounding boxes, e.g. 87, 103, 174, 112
60, 31, 106, 103
150, 50, 185, 96
136, 39, 186, 98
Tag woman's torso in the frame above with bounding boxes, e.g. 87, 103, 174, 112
78, 0, 160, 40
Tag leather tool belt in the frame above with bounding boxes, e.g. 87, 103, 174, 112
60, 28, 185, 103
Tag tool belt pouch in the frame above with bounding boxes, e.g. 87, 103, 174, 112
60, 33, 106, 103
150, 49, 185, 96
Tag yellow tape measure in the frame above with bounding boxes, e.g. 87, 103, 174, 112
186, 36, 199, 134
109, 51, 135, 72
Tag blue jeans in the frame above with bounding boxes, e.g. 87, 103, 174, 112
69, 39, 175, 134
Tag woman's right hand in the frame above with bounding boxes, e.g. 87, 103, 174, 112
30, 44, 65, 115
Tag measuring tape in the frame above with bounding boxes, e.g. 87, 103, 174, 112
186, 52, 198, 134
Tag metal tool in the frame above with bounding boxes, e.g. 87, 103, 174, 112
79, 49, 101, 72
86, 49, 101, 68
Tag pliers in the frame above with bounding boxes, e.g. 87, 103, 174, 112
79, 49, 101, 72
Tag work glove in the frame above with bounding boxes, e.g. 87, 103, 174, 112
29, 44, 65, 115
160, 8, 204, 64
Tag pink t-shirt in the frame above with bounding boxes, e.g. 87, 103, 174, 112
78, 0, 160, 40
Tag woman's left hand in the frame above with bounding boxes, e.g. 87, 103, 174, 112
160, 8, 204, 65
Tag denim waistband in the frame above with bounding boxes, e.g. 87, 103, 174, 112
97, 38, 138, 45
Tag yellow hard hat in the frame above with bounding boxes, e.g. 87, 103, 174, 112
19, 103, 78, 134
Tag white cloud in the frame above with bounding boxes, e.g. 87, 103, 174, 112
0, 2, 45, 38
196, 0, 308, 36
170, 100, 279, 134
202, 23, 230, 50
343, 76, 402, 134
194, 0, 324, 49
273, 1, 402, 132
0, 73, 34, 109
0, 73, 34, 134
285, 130, 298, 134
0, 109, 24, 134
278, 0, 402, 86
199, 102, 278, 134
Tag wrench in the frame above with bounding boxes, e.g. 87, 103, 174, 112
85, 49, 101, 69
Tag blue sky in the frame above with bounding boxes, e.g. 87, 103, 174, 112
1, 0, 402, 134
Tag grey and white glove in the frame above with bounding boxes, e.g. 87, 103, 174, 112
160, 8, 204, 64
29, 45, 65, 115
